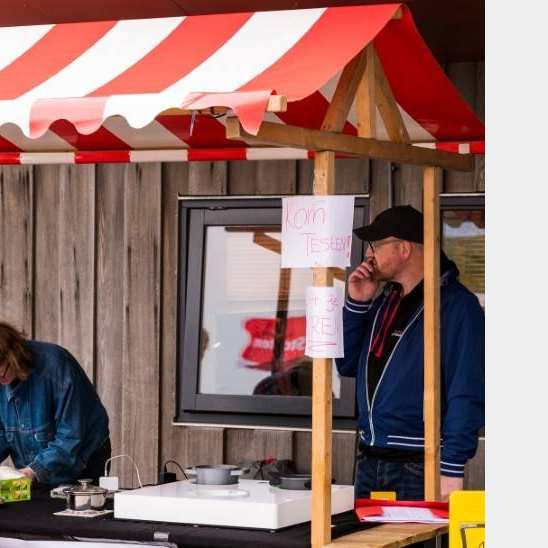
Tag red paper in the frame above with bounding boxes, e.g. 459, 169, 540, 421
355, 498, 449, 511
431, 508, 449, 519
355, 506, 383, 519
354, 498, 449, 524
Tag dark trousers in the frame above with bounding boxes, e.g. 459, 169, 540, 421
355, 453, 447, 548
79, 438, 111, 483
355, 452, 424, 500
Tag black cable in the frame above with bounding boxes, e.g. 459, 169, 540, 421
163, 459, 188, 480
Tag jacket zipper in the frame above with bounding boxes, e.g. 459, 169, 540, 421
368, 305, 425, 446
364, 302, 383, 443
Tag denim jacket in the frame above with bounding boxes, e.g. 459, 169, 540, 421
0, 341, 109, 486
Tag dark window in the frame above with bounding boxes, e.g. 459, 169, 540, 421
177, 198, 369, 428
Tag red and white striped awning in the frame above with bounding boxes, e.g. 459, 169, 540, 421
0, 4, 484, 165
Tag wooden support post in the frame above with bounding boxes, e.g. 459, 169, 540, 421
311, 151, 335, 548
373, 46, 410, 144
423, 166, 442, 501
356, 45, 376, 138
321, 47, 369, 133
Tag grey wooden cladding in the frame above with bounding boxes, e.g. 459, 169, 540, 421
122, 164, 162, 487
188, 162, 227, 195
0, 166, 33, 334
298, 158, 370, 195
229, 160, 297, 195
34, 165, 96, 379
95, 165, 126, 479
226, 429, 293, 464
464, 438, 485, 490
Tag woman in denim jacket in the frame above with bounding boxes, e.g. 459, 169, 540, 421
0, 322, 110, 486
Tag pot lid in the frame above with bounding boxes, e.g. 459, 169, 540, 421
192, 464, 241, 470
64, 479, 107, 495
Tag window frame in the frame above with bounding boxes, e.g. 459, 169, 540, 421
175, 193, 485, 429
440, 193, 485, 211
176, 197, 369, 429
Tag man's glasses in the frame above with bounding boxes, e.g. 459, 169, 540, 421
367, 238, 402, 253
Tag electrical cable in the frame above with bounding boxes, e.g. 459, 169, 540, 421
163, 459, 188, 480
104, 454, 143, 488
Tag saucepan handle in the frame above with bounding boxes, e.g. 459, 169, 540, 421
230, 467, 250, 476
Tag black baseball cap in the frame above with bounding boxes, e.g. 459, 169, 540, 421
353, 205, 423, 244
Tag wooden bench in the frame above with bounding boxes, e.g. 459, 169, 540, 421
325, 523, 448, 547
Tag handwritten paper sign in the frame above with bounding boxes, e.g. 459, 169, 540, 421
305, 286, 344, 358
281, 196, 355, 268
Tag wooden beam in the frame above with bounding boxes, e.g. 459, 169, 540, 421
356, 45, 376, 138
266, 94, 288, 113
423, 166, 442, 501
311, 151, 335, 548
226, 118, 474, 172
321, 48, 368, 132
373, 47, 410, 144
159, 95, 287, 116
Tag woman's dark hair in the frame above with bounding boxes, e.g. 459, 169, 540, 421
0, 322, 32, 381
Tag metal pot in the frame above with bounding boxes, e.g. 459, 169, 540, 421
64, 479, 108, 511
269, 473, 312, 490
269, 474, 336, 490
184, 465, 247, 485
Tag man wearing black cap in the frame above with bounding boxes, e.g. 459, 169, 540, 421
336, 205, 484, 501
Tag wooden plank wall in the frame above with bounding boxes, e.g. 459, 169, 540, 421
0, 62, 484, 489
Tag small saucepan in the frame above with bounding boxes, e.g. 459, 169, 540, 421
269, 473, 312, 490
184, 465, 248, 485
64, 479, 108, 511
269, 473, 336, 490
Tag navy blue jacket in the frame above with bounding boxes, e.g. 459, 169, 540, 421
335, 261, 484, 477
0, 341, 109, 485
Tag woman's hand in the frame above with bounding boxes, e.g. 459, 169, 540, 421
18, 467, 36, 481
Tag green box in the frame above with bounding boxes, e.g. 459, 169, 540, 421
0, 477, 31, 503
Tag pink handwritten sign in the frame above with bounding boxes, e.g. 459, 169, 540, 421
281, 196, 355, 268
305, 286, 344, 358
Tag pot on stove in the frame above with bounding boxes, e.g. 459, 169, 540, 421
64, 479, 108, 511
269, 473, 336, 490
184, 465, 248, 485
269, 473, 312, 490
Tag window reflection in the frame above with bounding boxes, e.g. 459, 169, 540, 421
199, 225, 343, 398
442, 210, 485, 308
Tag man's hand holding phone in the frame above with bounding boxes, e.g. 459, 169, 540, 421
347, 259, 379, 302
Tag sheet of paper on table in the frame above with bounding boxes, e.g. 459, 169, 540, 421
356, 505, 449, 524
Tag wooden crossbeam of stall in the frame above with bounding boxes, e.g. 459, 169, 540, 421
226, 118, 473, 172
224, 41, 462, 547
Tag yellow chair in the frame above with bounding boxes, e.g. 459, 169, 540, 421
449, 490, 485, 548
